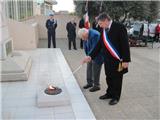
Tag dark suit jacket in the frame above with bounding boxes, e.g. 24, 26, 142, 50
89, 22, 131, 74
66, 22, 76, 39
46, 19, 57, 33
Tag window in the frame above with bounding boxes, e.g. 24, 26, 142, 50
6, 0, 34, 21
27, 1, 33, 17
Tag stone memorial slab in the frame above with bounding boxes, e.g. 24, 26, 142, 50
0, 1, 32, 82
1, 51, 32, 82
2, 48, 96, 119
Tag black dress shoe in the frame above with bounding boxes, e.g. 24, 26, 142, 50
99, 94, 112, 100
83, 84, 93, 89
89, 86, 100, 92
109, 99, 119, 105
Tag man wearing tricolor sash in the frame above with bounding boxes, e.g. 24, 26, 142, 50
82, 13, 131, 105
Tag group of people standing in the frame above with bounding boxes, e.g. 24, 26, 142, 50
46, 13, 131, 105
45, 13, 85, 50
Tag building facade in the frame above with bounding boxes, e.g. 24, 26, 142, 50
5, 0, 34, 21
39, 0, 57, 16
5, 0, 57, 21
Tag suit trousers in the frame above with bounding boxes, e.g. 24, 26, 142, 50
68, 37, 76, 49
104, 61, 123, 100
80, 39, 83, 48
48, 31, 56, 48
87, 61, 102, 86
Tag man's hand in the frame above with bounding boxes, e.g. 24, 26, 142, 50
122, 62, 129, 69
81, 56, 91, 64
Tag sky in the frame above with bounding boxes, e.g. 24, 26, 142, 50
53, 0, 75, 12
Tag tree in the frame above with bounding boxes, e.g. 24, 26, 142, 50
74, 1, 160, 23
147, 1, 159, 22
74, 1, 103, 21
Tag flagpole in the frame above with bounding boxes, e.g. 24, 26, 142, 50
85, 0, 88, 12
100, 1, 103, 13
84, 0, 90, 29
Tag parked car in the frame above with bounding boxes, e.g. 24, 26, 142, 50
128, 21, 157, 38
143, 23, 157, 37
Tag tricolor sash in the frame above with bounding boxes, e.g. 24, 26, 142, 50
102, 29, 121, 61
102, 29, 124, 72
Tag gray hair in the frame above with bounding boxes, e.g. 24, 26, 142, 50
78, 28, 88, 38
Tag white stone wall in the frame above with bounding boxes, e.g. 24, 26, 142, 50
0, 0, 9, 42
0, 0, 13, 59
8, 19, 38, 50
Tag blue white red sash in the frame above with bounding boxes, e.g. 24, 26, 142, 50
102, 29, 121, 61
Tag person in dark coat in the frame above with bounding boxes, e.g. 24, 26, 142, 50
82, 13, 131, 105
46, 14, 57, 48
155, 23, 160, 42
66, 19, 77, 50
79, 17, 85, 49
139, 23, 144, 38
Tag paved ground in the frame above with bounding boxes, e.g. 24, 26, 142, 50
38, 39, 160, 120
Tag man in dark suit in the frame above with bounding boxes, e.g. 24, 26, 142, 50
82, 13, 131, 105
46, 14, 57, 48
66, 19, 77, 50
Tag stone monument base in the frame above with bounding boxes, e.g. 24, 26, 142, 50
1, 51, 32, 82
